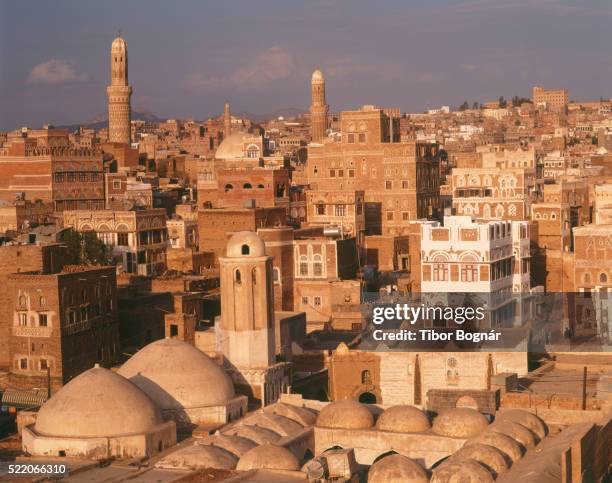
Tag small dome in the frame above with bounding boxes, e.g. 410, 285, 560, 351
316, 400, 374, 430
118, 338, 235, 410
207, 434, 257, 458
376, 405, 430, 433
495, 410, 547, 439
449, 443, 509, 477
464, 430, 523, 464
225, 425, 282, 445
215, 132, 261, 160
432, 408, 489, 438
225, 231, 266, 258
431, 460, 494, 483
490, 420, 538, 449
368, 454, 428, 483
312, 69, 324, 84
156, 443, 238, 470
35, 367, 162, 439
236, 443, 300, 471
111, 36, 127, 52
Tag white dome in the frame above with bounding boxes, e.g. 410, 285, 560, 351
312, 69, 324, 84
111, 36, 127, 52
118, 338, 235, 410
35, 367, 162, 438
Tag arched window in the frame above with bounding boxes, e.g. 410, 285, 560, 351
600, 273, 608, 284
241, 244, 250, 255
224, 184, 233, 192
361, 370, 372, 384
243, 183, 252, 189
234, 269, 242, 284
299, 255, 308, 277
252, 268, 257, 284
257, 184, 265, 189
313, 254, 323, 277
583, 272, 591, 284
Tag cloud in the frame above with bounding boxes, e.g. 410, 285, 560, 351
27, 59, 89, 84
187, 46, 294, 91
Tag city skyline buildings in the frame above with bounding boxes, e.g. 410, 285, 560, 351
1, 0, 612, 131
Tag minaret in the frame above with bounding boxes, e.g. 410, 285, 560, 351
309, 68, 328, 143
224, 101, 232, 138
218, 232, 275, 369
106, 35, 132, 144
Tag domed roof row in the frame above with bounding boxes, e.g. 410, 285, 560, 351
34, 338, 237, 441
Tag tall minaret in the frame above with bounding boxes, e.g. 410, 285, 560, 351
106, 35, 132, 145
309, 68, 328, 143
224, 101, 232, 138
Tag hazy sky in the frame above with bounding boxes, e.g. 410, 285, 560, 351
1, 0, 611, 130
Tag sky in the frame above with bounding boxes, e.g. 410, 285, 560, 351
1, 0, 611, 130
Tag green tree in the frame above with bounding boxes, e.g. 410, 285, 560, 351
458, 101, 469, 111
63, 229, 111, 266
498, 96, 507, 108
472, 101, 479, 110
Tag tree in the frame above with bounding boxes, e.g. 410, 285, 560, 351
458, 101, 470, 111
63, 229, 112, 266
472, 101, 479, 110
498, 96, 507, 108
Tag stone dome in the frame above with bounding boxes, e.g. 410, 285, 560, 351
312, 69, 324, 84
464, 430, 523, 464
489, 420, 538, 449
225, 231, 267, 258
156, 443, 238, 470
316, 400, 374, 430
236, 443, 300, 471
215, 132, 259, 160
496, 410, 547, 439
449, 443, 509, 477
431, 460, 494, 483
207, 434, 257, 457
368, 454, 429, 483
432, 408, 489, 438
118, 338, 235, 410
35, 367, 162, 439
375, 405, 430, 433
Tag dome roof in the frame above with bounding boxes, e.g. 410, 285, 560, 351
368, 454, 429, 483
432, 408, 489, 438
111, 36, 127, 52
312, 69, 324, 84
118, 338, 235, 410
225, 425, 282, 445
236, 443, 300, 471
431, 460, 494, 483
465, 430, 523, 464
225, 231, 267, 258
35, 367, 162, 438
449, 443, 509, 477
215, 132, 261, 161
495, 410, 547, 439
207, 434, 257, 458
489, 420, 538, 449
316, 400, 374, 430
155, 443, 238, 470
376, 405, 430, 433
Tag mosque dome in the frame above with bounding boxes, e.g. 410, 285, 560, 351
215, 132, 261, 161
316, 400, 374, 430
225, 231, 267, 258
367, 454, 429, 483
431, 460, 494, 483
449, 443, 509, 477
464, 430, 523, 464
35, 367, 162, 439
312, 69, 325, 84
117, 338, 235, 410
495, 409, 547, 439
375, 405, 430, 433
431, 408, 489, 438
236, 443, 300, 471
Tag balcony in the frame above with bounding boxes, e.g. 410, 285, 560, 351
12, 326, 53, 338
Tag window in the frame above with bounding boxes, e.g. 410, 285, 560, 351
170, 324, 178, 337
40, 359, 48, 371
337, 169, 344, 177
54, 173, 65, 183
600, 273, 608, 284
386, 211, 394, 221
79, 173, 88, 182
67, 173, 77, 183
301, 296, 309, 306
113, 180, 122, 190
347, 134, 355, 143
20, 358, 27, 370
235, 269, 242, 284
18, 313, 27, 326
348, 169, 355, 178
461, 264, 478, 282
335, 204, 346, 217
361, 370, 372, 384
401, 180, 409, 189
402, 212, 409, 221
433, 263, 448, 281
313, 255, 323, 277
385, 180, 393, 190
272, 267, 280, 283
299, 256, 309, 276
358, 133, 366, 143
39, 314, 48, 327
224, 184, 233, 192
241, 244, 250, 255
117, 233, 129, 246
243, 183, 252, 189
316, 204, 326, 215
313, 296, 322, 306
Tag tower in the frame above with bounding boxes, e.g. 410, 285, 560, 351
219, 231, 275, 369
106, 35, 132, 145
309, 68, 328, 143
224, 101, 232, 138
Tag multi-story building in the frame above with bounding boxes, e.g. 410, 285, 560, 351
532, 86, 568, 113
6, 264, 118, 392
307, 105, 440, 236
216, 167, 290, 209
63, 209, 168, 275
305, 190, 365, 242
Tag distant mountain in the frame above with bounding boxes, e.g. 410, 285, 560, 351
58, 110, 164, 132
235, 108, 306, 122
